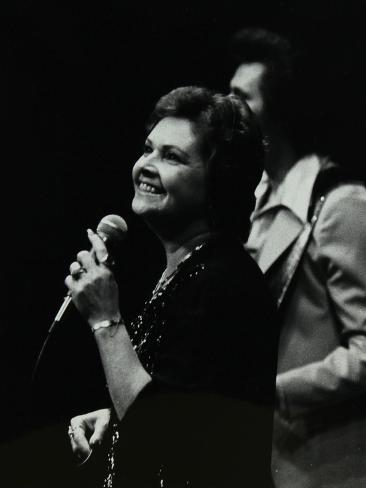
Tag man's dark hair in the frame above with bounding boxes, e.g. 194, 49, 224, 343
229, 27, 298, 138
147, 86, 265, 240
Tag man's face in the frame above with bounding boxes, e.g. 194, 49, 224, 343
230, 62, 268, 129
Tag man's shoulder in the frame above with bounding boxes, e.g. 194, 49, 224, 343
320, 182, 366, 221
314, 182, 366, 242
326, 182, 366, 203
304, 156, 365, 220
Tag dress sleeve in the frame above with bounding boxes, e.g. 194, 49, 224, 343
277, 185, 366, 419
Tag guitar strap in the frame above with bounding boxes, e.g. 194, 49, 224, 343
276, 194, 325, 308
276, 159, 362, 309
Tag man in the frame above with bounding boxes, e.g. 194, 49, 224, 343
229, 28, 366, 488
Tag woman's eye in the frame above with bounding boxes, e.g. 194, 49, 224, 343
164, 151, 181, 163
143, 144, 153, 155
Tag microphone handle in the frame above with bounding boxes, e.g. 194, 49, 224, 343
51, 293, 73, 331
30, 293, 72, 389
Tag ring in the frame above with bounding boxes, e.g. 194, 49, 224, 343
68, 424, 84, 437
71, 267, 86, 279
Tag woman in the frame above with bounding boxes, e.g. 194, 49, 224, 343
65, 86, 278, 487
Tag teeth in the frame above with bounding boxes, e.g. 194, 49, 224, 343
139, 182, 160, 194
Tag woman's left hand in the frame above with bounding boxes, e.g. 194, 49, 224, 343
65, 229, 121, 327
68, 408, 111, 464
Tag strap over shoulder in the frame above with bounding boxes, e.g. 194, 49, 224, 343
278, 157, 364, 309
307, 158, 365, 221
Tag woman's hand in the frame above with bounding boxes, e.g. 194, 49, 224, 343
65, 229, 121, 327
68, 408, 111, 463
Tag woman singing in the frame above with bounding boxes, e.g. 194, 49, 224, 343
65, 86, 278, 487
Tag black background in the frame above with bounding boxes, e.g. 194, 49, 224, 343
1, 1, 366, 486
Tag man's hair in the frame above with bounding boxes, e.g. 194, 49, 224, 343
229, 27, 297, 136
147, 86, 265, 240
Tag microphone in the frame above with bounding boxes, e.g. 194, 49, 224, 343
30, 215, 128, 388
96, 214, 128, 255
52, 214, 128, 328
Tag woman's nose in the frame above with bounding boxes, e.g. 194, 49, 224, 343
133, 150, 159, 180
139, 164, 157, 178
139, 150, 160, 172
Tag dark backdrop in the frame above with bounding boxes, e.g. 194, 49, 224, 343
1, 1, 365, 486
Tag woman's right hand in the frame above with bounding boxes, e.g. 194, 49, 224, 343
68, 408, 111, 464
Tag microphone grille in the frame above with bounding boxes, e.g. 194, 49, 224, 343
96, 214, 128, 246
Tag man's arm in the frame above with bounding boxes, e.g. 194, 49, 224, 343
277, 185, 366, 419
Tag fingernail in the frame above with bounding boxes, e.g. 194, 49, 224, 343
87, 229, 94, 236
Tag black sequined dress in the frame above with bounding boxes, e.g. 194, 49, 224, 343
103, 235, 278, 488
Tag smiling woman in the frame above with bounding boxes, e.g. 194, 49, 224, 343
132, 117, 208, 235
65, 86, 279, 487
139, 86, 265, 242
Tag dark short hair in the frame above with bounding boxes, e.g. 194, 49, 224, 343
147, 86, 265, 240
229, 27, 297, 135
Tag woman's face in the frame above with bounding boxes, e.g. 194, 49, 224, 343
132, 116, 209, 230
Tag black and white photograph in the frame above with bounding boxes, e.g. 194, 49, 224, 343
1, 1, 366, 487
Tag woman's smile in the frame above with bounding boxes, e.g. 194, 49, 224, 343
131, 116, 208, 228
136, 179, 165, 195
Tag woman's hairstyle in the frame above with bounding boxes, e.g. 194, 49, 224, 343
146, 86, 265, 240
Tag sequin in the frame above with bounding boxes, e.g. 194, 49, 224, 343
102, 243, 207, 487
102, 423, 120, 488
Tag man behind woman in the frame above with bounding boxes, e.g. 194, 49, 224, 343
229, 27, 366, 488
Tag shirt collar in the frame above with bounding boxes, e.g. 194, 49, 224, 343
253, 154, 322, 223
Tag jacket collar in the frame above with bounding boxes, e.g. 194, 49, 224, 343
253, 154, 321, 224
249, 154, 322, 273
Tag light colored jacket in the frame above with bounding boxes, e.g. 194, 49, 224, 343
247, 155, 366, 488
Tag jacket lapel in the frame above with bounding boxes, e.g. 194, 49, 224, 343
258, 210, 303, 273
250, 155, 323, 274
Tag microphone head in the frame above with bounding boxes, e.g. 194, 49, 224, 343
96, 214, 128, 249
